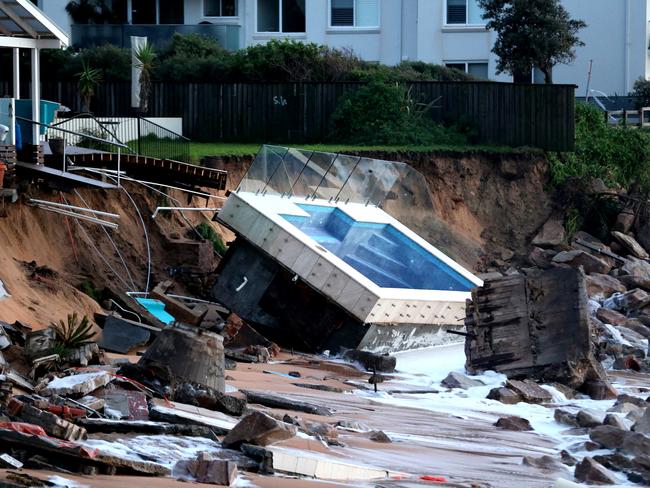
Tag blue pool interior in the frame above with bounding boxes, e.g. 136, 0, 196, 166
281, 204, 474, 291
135, 298, 175, 324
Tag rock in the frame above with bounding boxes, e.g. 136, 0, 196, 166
487, 387, 522, 404
622, 431, 650, 457
552, 250, 611, 275
616, 393, 650, 408
613, 355, 642, 371
528, 247, 557, 268
506, 379, 553, 404
576, 409, 603, 428
522, 455, 563, 471
575, 457, 619, 485
633, 454, 650, 471
532, 218, 566, 247
622, 319, 650, 338
603, 413, 629, 430
609, 402, 642, 414
174, 383, 247, 417
593, 453, 634, 472
595, 308, 627, 326
554, 409, 579, 427
589, 425, 627, 449
174, 452, 238, 485
612, 231, 649, 259
587, 274, 627, 299
580, 379, 618, 401
478, 271, 504, 281
627, 409, 645, 423
620, 274, 650, 291
222, 411, 297, 448
369, 430, 392, 443
614, 210, 636, 234
620, 256, 650, 277
341, 350, 396, 373
495, 416, 533, 431
560, 450, 578, 466
441, 372, 484, 390
305, 422, 338, 439
40, 371, 113, 397
633, 408, 650, 434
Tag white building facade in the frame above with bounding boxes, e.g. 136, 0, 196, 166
36, 0, 650, 95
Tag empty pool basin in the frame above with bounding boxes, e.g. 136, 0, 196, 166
136, 298, 175, 325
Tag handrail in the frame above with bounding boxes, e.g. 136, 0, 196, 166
15, 115, 130, 149
138, 116, 190, 141
50, 112, 126, 146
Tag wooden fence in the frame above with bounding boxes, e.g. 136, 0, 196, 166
2, 81, 576, 151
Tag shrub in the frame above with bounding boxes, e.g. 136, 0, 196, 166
196, 222, 227, 255
549, 102, 650, 193
631, 77, 650, 108
50, 312, 96, 357
329, 80, 466, 145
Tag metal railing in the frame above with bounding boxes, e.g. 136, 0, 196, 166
50, 113, 190, 163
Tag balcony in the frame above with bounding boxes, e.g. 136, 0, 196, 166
71, 24, 241, 50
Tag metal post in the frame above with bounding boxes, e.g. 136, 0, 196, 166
137, 117, 141, 156
12, 48, 20, 100
117, 146, 121, 188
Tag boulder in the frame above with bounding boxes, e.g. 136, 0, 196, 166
633, 408, 650, 434
441, 372, 484, 390
593, 453, 634, 472
620, 274, 650, 291
495, 416, 533, 431
552, 250, 611, 275
486, 387, 522, 404
574, 457, 619, 485
589, 425, 627, 449
595, 308, 627, 326
576, 409, 604, 428
222, 411, 297, 448
174, 452, 238, 486
532, 218, 566, 247
613, 355, 642, 371
603, 414, 629, 430
369, 430, 392, 443
522, 455, 563, 471
554, 409, 579, 427
506, 379, 552, 404
587, 274, 626, 299
612, 231, 649, 259
616, 394, 650, 408
528, 247, 557, 269
622, 319, 650, 339
620, 256, 650, 278
622, 431, 650, 457
560, 450, 578, 466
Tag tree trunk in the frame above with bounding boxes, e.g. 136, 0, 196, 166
542, 66, 553, 84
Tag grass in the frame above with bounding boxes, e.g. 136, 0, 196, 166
189, 142, 538, 163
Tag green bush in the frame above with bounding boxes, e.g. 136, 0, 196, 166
330, 80, 466, 146
41, 44, 131, 82
631, 77, 650, 108
549, 102, 650, 193
196, 222, 227, 255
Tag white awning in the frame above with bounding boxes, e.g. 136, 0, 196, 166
0, 0, 69, 49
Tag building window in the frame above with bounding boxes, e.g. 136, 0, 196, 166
446, 62, 489, 80
257, 0, 305, 33
205, 0, 238, 17
446, 0, 484, 25
331, 0, 379, 28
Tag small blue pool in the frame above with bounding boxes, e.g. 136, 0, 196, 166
135, 298, 175, 324
281, 204, 474, 291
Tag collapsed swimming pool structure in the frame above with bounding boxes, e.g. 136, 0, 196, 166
213, 145, 483, 352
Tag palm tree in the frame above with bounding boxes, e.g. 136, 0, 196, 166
77, 60, 103, 112
134, 42, 156, 114
65, 0, 98, 24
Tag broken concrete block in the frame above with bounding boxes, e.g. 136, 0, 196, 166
612, 231, 649, 259
341, 350, 396, 373
149, 398, 238, 434
552, 250, 612, 274
102, 390, 149, 420
138, 323, 225, 393
575, 457, 619, 485
174, 383, 246, 417
486, 387, 522, 404
98, 316, 151, 354
40, 371, 112, 397
0, 453, 22, 469
495, 416, 532, 431
244, 391, 334, 416
589, 425, 627, 449
441, 372, 484, 389
174, 451, 238, 486
532, 218, 565, 247
505, 380, 552, 404
222, 411, 297, 448
24, 329, 55, 361
19, 403, 87, 441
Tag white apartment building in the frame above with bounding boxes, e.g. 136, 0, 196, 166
35, 0, 650, 95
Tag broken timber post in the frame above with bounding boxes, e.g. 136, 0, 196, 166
464, 267, 615, 398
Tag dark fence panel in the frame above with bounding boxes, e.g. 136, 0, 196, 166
23, 81, 575, 150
